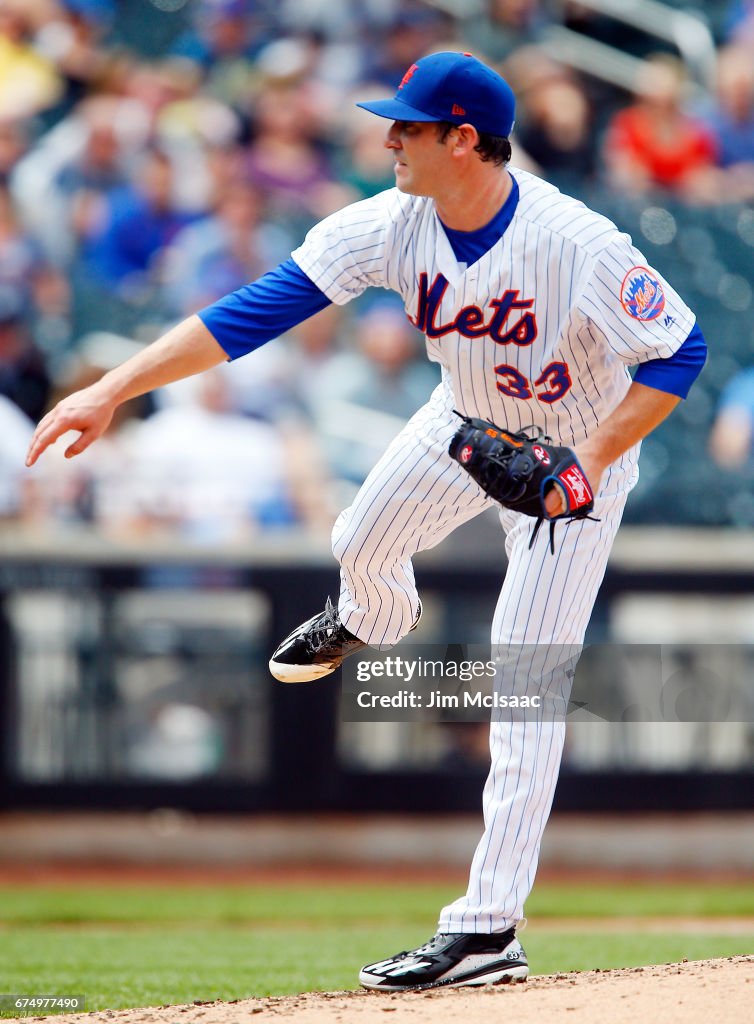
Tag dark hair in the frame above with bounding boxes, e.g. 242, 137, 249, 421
436, 121, 512, 166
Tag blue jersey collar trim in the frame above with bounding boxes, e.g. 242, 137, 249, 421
440, 174, 520, 268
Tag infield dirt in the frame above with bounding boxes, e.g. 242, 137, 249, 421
5, 956, 751, 1024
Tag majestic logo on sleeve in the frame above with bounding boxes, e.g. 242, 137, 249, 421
411, 273, 538, 346
620, 266, 665, 321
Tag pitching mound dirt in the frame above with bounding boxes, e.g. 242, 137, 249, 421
6, 956, 752, 1024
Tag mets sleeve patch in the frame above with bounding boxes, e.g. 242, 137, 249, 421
620, 265, 666, 321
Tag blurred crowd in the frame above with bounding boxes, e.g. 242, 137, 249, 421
2, 0, 754, 540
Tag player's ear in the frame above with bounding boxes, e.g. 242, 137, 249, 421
453, 124, 480, 156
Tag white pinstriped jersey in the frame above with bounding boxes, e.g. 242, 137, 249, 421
291, 167, 695, 450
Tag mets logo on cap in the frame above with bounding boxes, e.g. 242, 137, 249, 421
620, 266, 665, 321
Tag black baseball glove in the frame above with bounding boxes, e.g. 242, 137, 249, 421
448, 413, 597, 552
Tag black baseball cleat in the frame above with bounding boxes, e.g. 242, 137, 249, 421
268, 597, 365, 683
359, 930, 528, 991
269, 597, 421, 683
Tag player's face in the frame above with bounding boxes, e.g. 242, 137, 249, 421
385, 120, 451, 196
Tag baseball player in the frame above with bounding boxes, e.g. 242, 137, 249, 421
27, 52, 706, 991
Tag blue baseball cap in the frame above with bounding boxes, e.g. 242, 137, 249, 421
356, 51, 515, 138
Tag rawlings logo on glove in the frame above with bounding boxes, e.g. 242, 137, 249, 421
448, 413, 597, 553
558, 464, 591, 507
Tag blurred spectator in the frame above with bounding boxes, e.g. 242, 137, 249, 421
53, 98, 133, 253
0, 392, 33, 517
336, 99, 396, 200
33, 0, 115, 122
698, 46, 754, 204
98, 366, 333, 540
123, 58, 212, 135
603, 54, 718, 200
202, 141, 248, 202
264, 24, 362, 92
206, 337, 303, 424
281, 302, 361, 413
711, 47, 754, 167
251, 33, 351, 149
514, 71, 597, 192
122, 60, 239, 216
245, 77, 350, 229
0, 181, 53, 303
0, 294, 51, 422
345, 298, 437, 420
0, 179, 69, 364
154, 62, 243, 152
170, 0, 274, 110
0, 0, 63, 119
10, 94, 151, 265
82, 145, 197, 300
461, 0, 547, 64
320, 298, 439, 483
209, 302, 360, 430
362, 6, 449, 90
162, 178, 292, 316
251, 34, 347, 126
157, 277, 365, 439
709, 367, 754, 469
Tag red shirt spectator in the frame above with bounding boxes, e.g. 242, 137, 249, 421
604, 55, 717, 195
608, 104, 717, 190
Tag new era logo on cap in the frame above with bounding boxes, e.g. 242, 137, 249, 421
356, 51, 516, 138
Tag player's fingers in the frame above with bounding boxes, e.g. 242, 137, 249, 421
544, 483, 566, 518
64, 427, 98, 459
26, 400, 105, 465
25, 416, 71, 467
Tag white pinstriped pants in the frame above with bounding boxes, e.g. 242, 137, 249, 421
332, 382, 632, 932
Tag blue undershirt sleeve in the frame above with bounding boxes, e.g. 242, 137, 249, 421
633, 321, 707, 399
197, 257, 332, 360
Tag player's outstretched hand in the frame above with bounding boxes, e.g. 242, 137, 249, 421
26, 386, 116, 467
